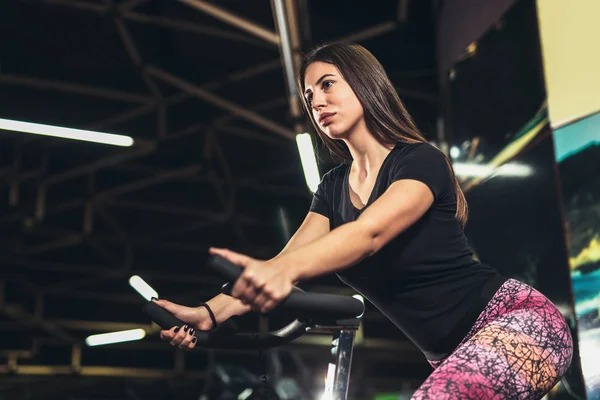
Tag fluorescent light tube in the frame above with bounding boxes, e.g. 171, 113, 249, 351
85, 329, 146, 346
0, 118, 134, 147
296, 133, 320, 193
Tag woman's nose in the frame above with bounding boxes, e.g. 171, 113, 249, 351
311, 92, 326, 110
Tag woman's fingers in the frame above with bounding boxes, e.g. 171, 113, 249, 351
168, 326, 186, 347
177, 326, 196, 349
159, 325, 197, 351
253, 291, 269, 312
160, 326, 178, 341
209, 248, 253, 267
152, 298, 177, 314
241, 275, 263, 306
186, 337, 198, 351
231, 275, 251, 301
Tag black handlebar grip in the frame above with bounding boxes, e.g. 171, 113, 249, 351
210, 255, 364, 319
208, 255, 243, 282
282, 292, 364, 318
142, 302, 198, 338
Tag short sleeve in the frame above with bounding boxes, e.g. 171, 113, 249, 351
389, 144, 452, 203
309, 172, 331, 218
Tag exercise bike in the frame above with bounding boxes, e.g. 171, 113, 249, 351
143, 255, 365, 400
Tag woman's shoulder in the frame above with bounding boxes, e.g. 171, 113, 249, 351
389, 141, 447, 163
314, 162, 349, 198
321, 162, 349, 182
394, 141, 444, 155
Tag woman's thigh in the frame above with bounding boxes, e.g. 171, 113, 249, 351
411, 292, 573, 399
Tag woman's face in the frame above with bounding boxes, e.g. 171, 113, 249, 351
303, 61, 365, 140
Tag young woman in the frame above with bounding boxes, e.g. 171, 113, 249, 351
154, 43, 573, 399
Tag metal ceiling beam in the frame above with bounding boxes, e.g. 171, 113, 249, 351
44, 141, 156, 186
337, 21, 398, 43
211, 20, 403, 127
21, 161, 200, 254
203, 130, 247, 247
94, 164, 202, 201
398, 0, 410, 22
178, 120, 288, 147
113, 18, 162, 100
40, 0, 104, 12
122, 11, 273, 48
41, 173, 310, 221
34, 170, 307, 234
87, 100, 159, 130
85, 58, 281, 132
16, 1, 401, 141
0, 74, 153, 104
113, 12, 167, 139
118, 0, 149, 12
178, 0, 279, 45
272, 0, 303, 133
213, 96, 289, 126
24, 235, 85, 256
37, 0, 271, 48
132, 18, 400, 129
214, 123, 289, 146
4, 93, 294, 228
146, 65, 296, 140
8, 5, 397, 150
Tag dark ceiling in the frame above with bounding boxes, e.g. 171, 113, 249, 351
0, 0, 439, 398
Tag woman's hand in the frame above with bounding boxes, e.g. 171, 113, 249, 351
210, 247, 296, 314
152, 299, 213, 351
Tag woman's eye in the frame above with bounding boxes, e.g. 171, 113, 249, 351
322, 80, 333, 89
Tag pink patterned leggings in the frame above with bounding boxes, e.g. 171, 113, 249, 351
412, 279, 573, 399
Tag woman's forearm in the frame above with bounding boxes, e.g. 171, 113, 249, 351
220, 297, 252, 321
282, 220, 374, 281
206, 293, 251, 323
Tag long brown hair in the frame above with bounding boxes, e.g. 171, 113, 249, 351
298, 43, 468, 227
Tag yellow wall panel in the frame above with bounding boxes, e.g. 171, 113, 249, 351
537, 0, 600, 128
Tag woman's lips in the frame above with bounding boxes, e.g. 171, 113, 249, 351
319, 113, 335, 126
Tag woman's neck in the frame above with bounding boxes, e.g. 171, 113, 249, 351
344, 131, 394, 179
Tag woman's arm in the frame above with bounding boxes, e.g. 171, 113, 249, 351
283, 179, 434, 281
208, 211, 330, 320
271, 211, 330, 264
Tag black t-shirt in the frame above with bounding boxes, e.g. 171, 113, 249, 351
310, 142, 506, 360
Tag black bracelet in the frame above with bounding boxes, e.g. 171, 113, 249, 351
199, 303, 217, 330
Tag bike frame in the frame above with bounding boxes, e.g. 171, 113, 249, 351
313, 320, 359, 400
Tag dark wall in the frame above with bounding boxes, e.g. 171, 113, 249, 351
436, 0, 517, 79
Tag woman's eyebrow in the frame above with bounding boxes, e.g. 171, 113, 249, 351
304, 73, 336, 96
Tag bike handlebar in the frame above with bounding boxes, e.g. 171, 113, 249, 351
142, 255, 364, 349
